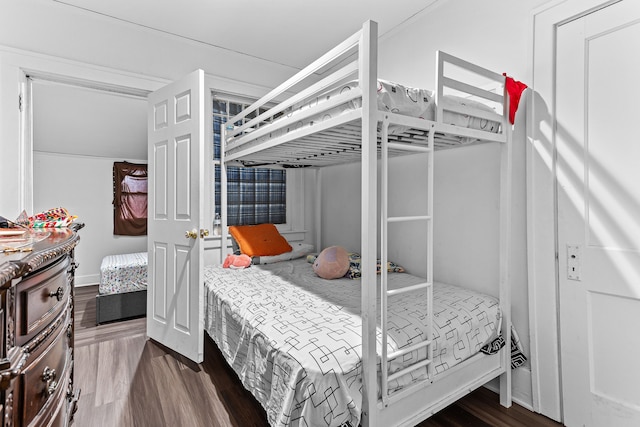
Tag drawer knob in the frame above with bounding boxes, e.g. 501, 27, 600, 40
49, 286, 64, 301
42, 367, 56, 382
47, 380, 58, 396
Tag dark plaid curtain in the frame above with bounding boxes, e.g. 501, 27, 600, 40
215, 165, 286, 226
213, 97, 286, 226
113, 161, 148, 235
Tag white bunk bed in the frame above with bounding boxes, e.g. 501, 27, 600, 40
216, 20, 513, 427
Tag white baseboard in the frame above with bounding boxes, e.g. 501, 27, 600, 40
484, 366, 534, 411
75, 273, 99, 287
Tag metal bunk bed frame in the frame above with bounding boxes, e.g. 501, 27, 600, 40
220, 20, 512, 427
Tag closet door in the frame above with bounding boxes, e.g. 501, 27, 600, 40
556, 1, 640, 425
147, 70, 206, 363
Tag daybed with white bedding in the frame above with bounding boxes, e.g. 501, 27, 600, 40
96, 251, 147, 324
214, 20, 516, 427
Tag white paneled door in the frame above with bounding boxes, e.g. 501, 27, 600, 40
556, 1, 640, 425
147, 70, 206, 363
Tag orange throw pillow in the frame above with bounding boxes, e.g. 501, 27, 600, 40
228, 223, 292, 257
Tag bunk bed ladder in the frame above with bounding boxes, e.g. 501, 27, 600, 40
379, 119, 435, 407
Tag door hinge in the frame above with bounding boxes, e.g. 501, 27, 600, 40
18, 93, 23, 112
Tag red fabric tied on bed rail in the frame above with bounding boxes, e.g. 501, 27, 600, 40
503, 73, 528, 125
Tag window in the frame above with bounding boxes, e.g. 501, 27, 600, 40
213, 97, 286, 226
113, 161, 147, 236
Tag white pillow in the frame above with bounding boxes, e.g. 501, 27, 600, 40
252, 242, 315, 265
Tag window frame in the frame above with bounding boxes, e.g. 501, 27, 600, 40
210, 90, 304, 235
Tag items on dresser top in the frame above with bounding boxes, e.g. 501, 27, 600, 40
0, 229, 51, 253
0, 208, 79, 255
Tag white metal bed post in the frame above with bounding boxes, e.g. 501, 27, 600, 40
434, 53, 444, 124
359, 19, 379, 427
499, 80, 513, 407
426, 126, 435, 383
315, 168, 322, 252
380, 119, 390, 404
220, 123, 230, 263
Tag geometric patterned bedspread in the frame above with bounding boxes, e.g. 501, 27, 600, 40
203, 258, 502, 427
99, 252, 147, 295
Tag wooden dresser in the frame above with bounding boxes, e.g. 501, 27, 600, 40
0, 226, 82, 427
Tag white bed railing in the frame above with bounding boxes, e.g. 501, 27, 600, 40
435, 50, 508, 145
222, 19, 512, 427
223, 26, 509, 168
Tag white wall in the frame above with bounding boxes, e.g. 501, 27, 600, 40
377, 0, 538, 88
32, 81, 148, 285
32, 81, 148, 159
33, 152, 147, 285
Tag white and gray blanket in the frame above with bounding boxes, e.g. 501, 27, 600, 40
204, 259, 504, 427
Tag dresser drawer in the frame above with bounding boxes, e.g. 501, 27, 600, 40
20, 317, 71, 425
15, 256, 70, 346
26, 357, 72, 427
33, 392, 66, 427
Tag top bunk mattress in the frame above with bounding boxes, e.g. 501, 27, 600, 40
225, 79, 504, 168
290, 79, 501, 135
203, 258, 503, 427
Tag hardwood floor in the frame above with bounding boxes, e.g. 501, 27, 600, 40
72, 285, 562, 427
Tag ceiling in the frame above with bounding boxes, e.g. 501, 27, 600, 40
52, 0, 441, 70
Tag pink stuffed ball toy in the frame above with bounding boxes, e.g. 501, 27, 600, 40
313, 246, 349, 279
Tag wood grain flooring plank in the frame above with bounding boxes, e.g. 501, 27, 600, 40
454, 387, 561, 427
127, 342, 168, 427
92, 398, 134, 427
94, 338, 132, 406
120, 334, 147, 382
73, 341, 98, 397
149, 354, 187, 426
73, 391, 97, 426
202, 336, 270, 426
421, 404, 495, 427
174, 363, 225, 426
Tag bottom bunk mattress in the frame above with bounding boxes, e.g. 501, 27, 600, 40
204, 258, 505, 427
99, 251, 148, 295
